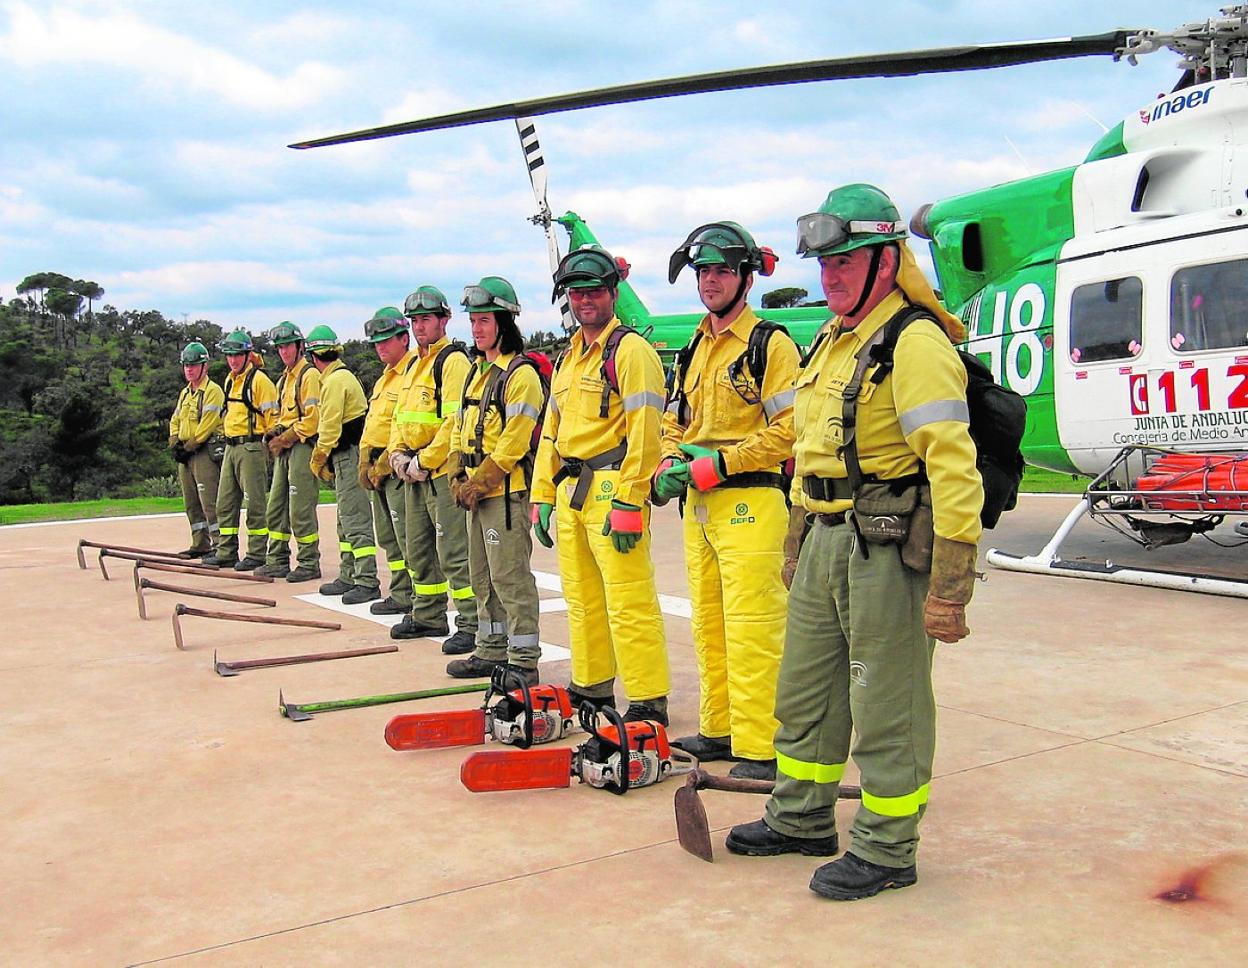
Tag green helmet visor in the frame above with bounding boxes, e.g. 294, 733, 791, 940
461, 285, 520, 314
552, 247, 620, 301
668, 223, 754, 283
795, 213, 907, 258
404, 288, 451, 317
364, 315, 410, 343
269, 321, 304, 345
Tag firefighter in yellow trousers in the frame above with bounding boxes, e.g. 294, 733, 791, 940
530, 245, 671, 723
659, 222, 799, 780
168, 341, 224, 556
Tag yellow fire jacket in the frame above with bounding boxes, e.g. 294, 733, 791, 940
389, 337, 471, 478
661, 305, 800, 474
445, 352, 545, 498
793, 289, 983, 545
222, 363, 278, 439
313, 359, 367, 455
169, 378, 225, 447
274, 357, 321, 442
531, 317, 665, 508
361, 348, 418, 478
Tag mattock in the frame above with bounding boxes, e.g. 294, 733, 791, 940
135, 575, 276, 620
214, 645, 398, 677
133, 560, 274, 584
171, 603, 340, 650
78, 539, 193, 569
98, 548, 218, 580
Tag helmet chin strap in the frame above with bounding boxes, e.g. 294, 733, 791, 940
845, 245, 885, 319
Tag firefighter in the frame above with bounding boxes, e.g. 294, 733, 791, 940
168, 341, 224, 557
726, 184, 983, 901
530, 245, 671, 723
437, 276, 543, 685
386, 286, 478, 653
305, 325, 379, 604
659, 222, 799, 780
357, 307, 418, 617
260, 322, 322, 581
203, 329, 278, 570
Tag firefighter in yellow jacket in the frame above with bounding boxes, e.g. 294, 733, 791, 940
530, 245, 670, 723
204, 329, 278, 569
357, 307, 418, 616
168, 341, 224, 557
261, 321, 322, 581
727, 184, 983, 902
658, 222, 799, 780
386, 286, 478, 653
438, 277, 542, 685
305, 325, 379, 604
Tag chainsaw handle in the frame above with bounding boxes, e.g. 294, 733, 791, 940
490, 665, 537, 750
578, 702, 631, 796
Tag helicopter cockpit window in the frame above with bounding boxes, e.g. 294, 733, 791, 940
1170, 260, 1248, 353
1069, 276, 1143, 364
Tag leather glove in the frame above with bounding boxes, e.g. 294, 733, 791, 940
679, 443, 726, 491
652, 456, 690, 504
389, 451, 412, 478
358, 456, 376, 492
183, 438, 201, 453
925, 537, 978, 643
368, 458, 391, 486
403, 455, 429, 484
167, 435, 180, 449
309, 447, 332, 483
601, 500, 644, 553
532, 502, 554, 548
267, 427, 299, 457
456, 457, 506, 511
262, 424, 285, 444
781, 506, 810, 590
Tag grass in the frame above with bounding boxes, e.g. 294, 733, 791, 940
0, 491, 339, 526
1020, 466, 1090, 494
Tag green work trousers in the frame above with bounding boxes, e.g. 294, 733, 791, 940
467, 494, 540, 670
216, 441, 270, 560
332, 444, 378, 588
764, 517, 936, 870
370, 474, 412, 607
404, 476, 478, 633
178, 448, 220, 553
265, 440, 320, 570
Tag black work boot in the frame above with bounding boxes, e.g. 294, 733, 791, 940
286, 566, 321, 583
390, 616, 450, 640
446, 655, 505, 679
180, 547, 209, 558
370, 596, 407, 615
441, 629, 477, 655
725, 819, 840, 858
729, 759, 777, 781
568, 688, 617, 715
622, 696, 668, 727
200, 552, 236, 568
505, 664, 540, 687
341, 585, 380, 605
258, 562, 291, 579
319, 578, 352, 596
234, 556, 264, 572
808, 852, 917, 901
671, 733, 735, 761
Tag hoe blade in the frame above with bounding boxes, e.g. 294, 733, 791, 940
674, 776, 714, 862
460, 748, 572, 793
385, 709, 486, 751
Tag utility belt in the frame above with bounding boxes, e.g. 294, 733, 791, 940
367, 446, 386, 463
553, 443, 628, 511
803, 475, 854, 503
816, 511, 847, 527
225, 434, 263, 445
331, 415, 366, 454
207, 434, 225, 464
718, 471, 788, 492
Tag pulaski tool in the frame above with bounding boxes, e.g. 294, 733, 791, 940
385, 666, 577, 751
460, 703, 694, 795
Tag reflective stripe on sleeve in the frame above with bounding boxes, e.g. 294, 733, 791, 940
259, 401, 279, 412
861, 783, 931, 818
504, 401, 541, 422
396, 410, 441, 425
622, 390, 664, 413
761, 388, 796, 420
897, 399, 969, 436
776, 751, 846, 784
203, 404, 223, 414
302, 397, 320, 407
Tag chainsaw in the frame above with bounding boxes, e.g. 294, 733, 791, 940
384, 666, 576, 751
459, 702, 694, 795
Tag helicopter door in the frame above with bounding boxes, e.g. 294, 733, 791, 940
1054, 221, 1248, 477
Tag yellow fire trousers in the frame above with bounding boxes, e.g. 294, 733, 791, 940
555, 469, 669, 702
683, 485, 787, 760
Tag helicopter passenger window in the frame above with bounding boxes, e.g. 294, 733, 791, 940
1170, 260, 1248, 353
1069, 276, 1143, 363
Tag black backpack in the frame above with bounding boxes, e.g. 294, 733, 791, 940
843, 304, 1026, 529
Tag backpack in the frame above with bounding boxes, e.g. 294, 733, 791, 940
667, 319, 790, 425
431, 340, 470, 418
842, 304, 1026, 529
553, 324, 640, 417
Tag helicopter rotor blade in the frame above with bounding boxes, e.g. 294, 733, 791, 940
290, 31, 1138, 149
515, 117, 574, 335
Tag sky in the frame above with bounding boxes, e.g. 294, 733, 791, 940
0, 0, 1218, 343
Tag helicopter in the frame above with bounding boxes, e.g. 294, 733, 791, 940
291, 6, 1248, 597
